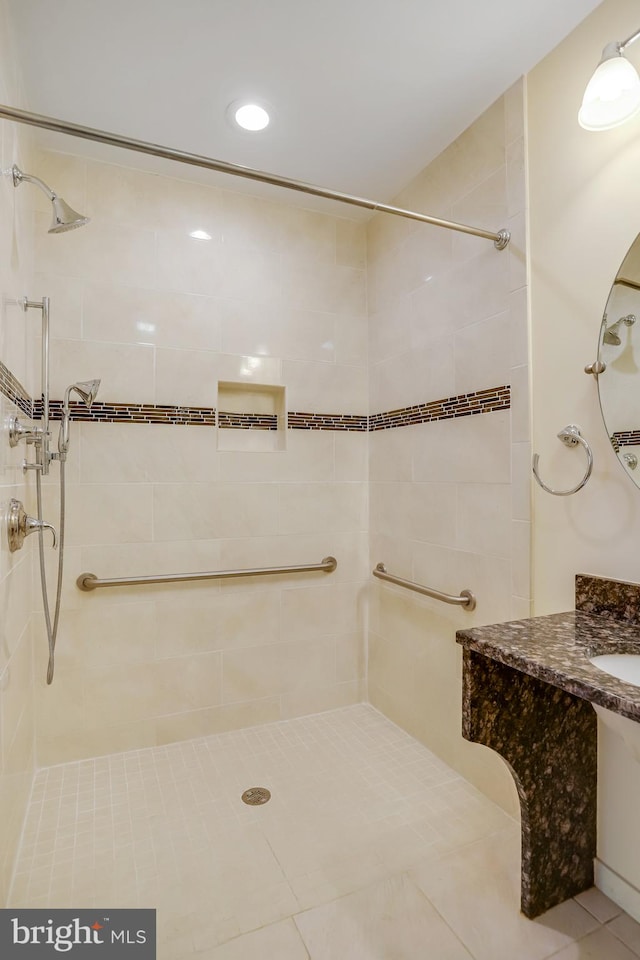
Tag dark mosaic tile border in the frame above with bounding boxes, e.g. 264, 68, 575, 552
36, 400, 217, 426
6, 376, 511, 433
219, 412, 278, 431
368, 386, 510, 431
288, 412, 368, 432
575, 573, 640, 625
0, 360, 33, 418
611, 430, 640, 449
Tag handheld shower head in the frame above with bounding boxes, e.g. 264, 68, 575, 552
66, 379, 101, 408
11, 164, 90, 233
59, 379, 101, 459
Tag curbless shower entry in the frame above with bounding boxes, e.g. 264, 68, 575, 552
9, 705, 520, 954
10, 704, 631, 958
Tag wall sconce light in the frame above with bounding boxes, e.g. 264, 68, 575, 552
579, 28, 640, 130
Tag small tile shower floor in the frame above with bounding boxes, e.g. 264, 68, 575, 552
9, 704, 640, 959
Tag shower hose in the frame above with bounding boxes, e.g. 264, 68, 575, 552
34, 456, 66, 685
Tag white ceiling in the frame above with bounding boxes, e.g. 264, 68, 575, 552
7, 0, 603, 211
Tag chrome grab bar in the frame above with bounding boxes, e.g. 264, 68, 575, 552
372, 562, 476, 611
77, 556, 337, 591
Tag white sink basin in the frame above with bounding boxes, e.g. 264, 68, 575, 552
589, 655, 640, 762
589, 654, 640, 688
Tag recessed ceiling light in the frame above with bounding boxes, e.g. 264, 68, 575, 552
190, 229, 212, 240
228, 101, 271, 132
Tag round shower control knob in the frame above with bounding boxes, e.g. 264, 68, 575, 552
6, 498, 57, 552
7, 416, 41, 447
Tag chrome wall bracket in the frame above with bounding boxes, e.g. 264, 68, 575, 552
494, 229, 511, 251
532, 425, 594, 496
584, 360, 606, 377
7, 498, 57, 552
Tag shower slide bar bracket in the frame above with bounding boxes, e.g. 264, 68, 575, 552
0, 104, 510, 250
372, 562, 476, 611
77, 556, 338, 591
532, 424, 593, 496
17, 296, 52, 474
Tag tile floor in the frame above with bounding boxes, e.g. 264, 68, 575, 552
9, 704, 640, 959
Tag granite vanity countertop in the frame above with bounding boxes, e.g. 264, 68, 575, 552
457, 610, 640, 721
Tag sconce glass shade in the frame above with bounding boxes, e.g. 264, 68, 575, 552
579, 44, 640, 130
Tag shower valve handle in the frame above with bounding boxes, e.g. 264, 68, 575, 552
7, 498, 57, 552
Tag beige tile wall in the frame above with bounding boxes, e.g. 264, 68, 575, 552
33, 149, 369, 765
0, 0, 38, 903
367, 82, 530, 815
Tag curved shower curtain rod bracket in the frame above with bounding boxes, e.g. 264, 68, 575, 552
0, 103, 510, 250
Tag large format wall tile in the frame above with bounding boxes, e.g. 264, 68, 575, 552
29, 147, 370, 765
0, 0, 39, 903
367, 80, 529, 815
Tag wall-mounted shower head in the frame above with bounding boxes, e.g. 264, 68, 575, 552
603, 314, 636, 345
11, 164, 90, 233
49, 196, 90, 234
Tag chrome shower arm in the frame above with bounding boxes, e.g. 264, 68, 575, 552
12, 164, 56, 200
10, 162, 90, 233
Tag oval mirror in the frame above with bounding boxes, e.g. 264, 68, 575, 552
597, 232, 640, 486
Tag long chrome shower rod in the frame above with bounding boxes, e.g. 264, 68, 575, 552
372, 562, 476, 611
0, 104, 510, 249
77, 556, 337, 591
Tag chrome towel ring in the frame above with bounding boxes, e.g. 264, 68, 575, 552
532, 424, 593, 496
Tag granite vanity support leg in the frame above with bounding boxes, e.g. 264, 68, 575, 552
462, 648, 597, 919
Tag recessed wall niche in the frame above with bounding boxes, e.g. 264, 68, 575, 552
216, 381, 286, 451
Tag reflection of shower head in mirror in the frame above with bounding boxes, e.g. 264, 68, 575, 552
599, 234, 640, 493
603, 313, 636, 345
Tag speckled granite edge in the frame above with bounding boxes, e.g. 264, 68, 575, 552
457, 611, 640, 722
576, 573, 640, 624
